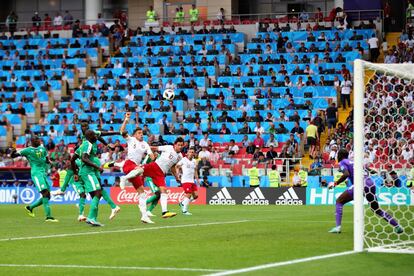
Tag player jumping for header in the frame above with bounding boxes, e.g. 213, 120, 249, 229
328, 149, 403, 234
10, 136, 58, 222
120, 136, 184, 219
119, 112, 155, 223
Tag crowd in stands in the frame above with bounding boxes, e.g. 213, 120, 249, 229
384, 30, 414, 63
0, 5, 396, 187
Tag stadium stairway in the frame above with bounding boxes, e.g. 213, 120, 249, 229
298, 97, 351, 179
378, 32, 401, 62
386, 32, 401, 48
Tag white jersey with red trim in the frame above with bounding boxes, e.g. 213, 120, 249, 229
126, 136, 152, 165
155, 145, 183, 174
177, 157, 196, 183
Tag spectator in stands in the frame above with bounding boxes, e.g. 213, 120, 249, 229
254, 122, 265, 135
387, 171, 402, 187
384, 49, 397, 63
326, 102, 338, 136
368, 33, 379, 62
218, 123, 231, 134
199, 134, 210, 148
264, 112, 275, 122
63, 10, 73, 26
340, 74, 352, 109
45, 137, 55, 151
43, 13, 52, 27
253, 133, 264, 148
305, 120, 318, 159
266, 133, 278, 148
199, 147, 211, 160
32, 12, 41, 29
6, 11, 18, 37
239, 99, 252, 112
253, 147, 265, 163
125, 90, 134, 101
198, 156, 212, 177
217, 8, 225, 23
53, 12, 63, 26
266, 145, 278, 160
228, 139, 239, 154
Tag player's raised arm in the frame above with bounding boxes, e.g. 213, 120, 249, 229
99, 130, 120, 137
81, 152, 103, 173
120, 112, 131, 138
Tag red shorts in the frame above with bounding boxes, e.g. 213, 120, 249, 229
122, 159, 144, 189
142, 162, 166, 187
182, 182, 198, 194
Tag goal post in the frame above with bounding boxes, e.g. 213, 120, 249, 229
353, 59, 365, 253
353, 59, 414, 254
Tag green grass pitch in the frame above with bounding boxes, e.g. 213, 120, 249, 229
0, 204, 412, 275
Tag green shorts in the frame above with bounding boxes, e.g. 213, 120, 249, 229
71, 178, 86, 195
31, 173, 50, 192
95, 170, 101, 183
80, 173, 101, 193
146, 177, 160, 193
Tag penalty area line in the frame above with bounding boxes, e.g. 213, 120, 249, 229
0, 263, 227, 272
205, 251, 356, 276
0, 220, 249, 242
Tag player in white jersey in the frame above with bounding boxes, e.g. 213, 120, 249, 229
119, 112, 155, 223
176, 148, 200, 215
128, 137, 184, 218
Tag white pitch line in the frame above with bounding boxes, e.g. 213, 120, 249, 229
0, 263, 226, 272
0, 220, 249, 242
205, 251, 356, 276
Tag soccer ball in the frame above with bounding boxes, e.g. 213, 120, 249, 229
163, 89, 175, 101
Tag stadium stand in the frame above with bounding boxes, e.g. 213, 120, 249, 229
0, 11, 392, 188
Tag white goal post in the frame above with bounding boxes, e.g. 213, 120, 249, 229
353, 59, 414, 254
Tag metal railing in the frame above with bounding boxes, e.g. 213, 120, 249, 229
0, 9, 383, 34
0, 18, 120, 33
140, 9, 383, 28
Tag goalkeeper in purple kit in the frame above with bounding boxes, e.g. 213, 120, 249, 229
328, 149, 403, 234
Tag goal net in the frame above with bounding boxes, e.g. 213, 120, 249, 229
354, 60, 414, 254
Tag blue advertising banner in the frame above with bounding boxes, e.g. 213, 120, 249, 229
0, 187, 109, 205
306, 187, 413, 206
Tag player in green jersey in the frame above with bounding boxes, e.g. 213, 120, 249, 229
79, 122, 121, 220
77, 130, 104, 226
10, 136, 58, 222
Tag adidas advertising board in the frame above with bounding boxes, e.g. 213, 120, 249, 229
208, 187, 236, 205
275, 187, 304, 205
242, 187, 269, 205
207, 187, 306, 205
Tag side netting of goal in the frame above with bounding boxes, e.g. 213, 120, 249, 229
353, 59, 414, 254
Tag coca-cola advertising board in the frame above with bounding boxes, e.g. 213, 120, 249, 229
111, 187, 207, 205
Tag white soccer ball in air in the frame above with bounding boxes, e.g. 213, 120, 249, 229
163, 89, 175, 101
